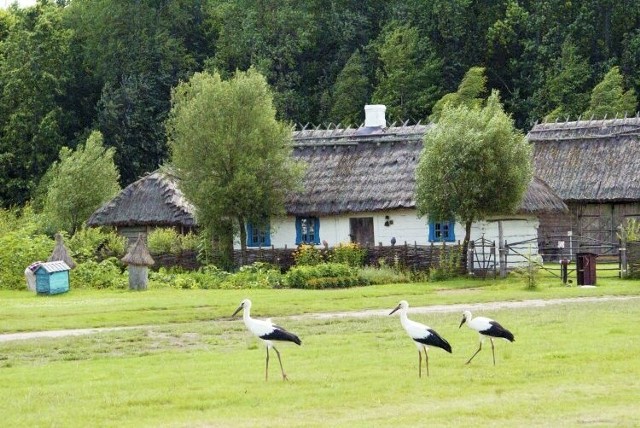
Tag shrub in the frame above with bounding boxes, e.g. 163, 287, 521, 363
179, 232, 199, 252
72, 258, 128, 289
285, 262, 368, 289
429, 243, 462, 281
67, 227, 110, 263
331, 242, 367, 267
358, 266, 410, 285
0, 207, 54, 290
218, 262, 284, 289
147, 228, 181, 254
509, 251, 542, 290
102, 231, 128, 258
292, 244, 325, 266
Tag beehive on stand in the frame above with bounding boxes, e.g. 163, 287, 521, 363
121, 234, 154, 290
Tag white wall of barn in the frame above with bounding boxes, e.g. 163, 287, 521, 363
236, 209, 540, 259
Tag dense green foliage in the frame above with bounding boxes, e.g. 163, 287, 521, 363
1, 0, 640, 209
0, 207, 54, 289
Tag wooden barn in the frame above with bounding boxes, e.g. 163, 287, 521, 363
86, 170, 196, 243
528, 117, 640, 254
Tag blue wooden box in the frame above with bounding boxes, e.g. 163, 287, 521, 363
35, 261, 70, 295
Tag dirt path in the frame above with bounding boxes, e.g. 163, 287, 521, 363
1, 295, 638, 343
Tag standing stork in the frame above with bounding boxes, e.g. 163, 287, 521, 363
389, 300, 452, 377
232, 299, 302, 381
459, 310, 514, 365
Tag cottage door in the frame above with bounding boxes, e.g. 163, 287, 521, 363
349, 217, 374, 247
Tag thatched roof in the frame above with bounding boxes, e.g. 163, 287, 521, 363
519, 176, 569, 214
529, 117, 640, 202
88, 124, 566, 227
287, 124, 428, 215
87, 170, 196, 228
48, 232, 76, 269
121, 234, 154, 266
288, 124, 567, 215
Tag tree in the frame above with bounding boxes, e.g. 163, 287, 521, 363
538, 39, 591, 122
329, 49, 371, 127
41, 131, 121, 234
167, 69, 304, 268
429, 66, 487, 122
0, 2, 73, 207
583, 66, 637, 119
372, 23, 442, 123
415, 91, 532, 269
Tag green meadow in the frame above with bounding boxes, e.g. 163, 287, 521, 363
1, 273, 639, 427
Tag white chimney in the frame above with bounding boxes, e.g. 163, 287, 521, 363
364, 104, 386, 128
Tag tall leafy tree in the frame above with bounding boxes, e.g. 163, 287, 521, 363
167, 69, 304, 267
416, 91, 532, 268
538, 39, 592, 122
372, 23, 442, 123
329, 49, 371, 127
583, 66, 637, 119
66, 0, 205, 185
429, 66, 487, 122
0, 1, 72, 207
41, 131, 120, 234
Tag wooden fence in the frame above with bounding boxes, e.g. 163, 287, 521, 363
149, 242, 463, 272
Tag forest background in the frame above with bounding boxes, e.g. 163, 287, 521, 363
1, 0, 639, 209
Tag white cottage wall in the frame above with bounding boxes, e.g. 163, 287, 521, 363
238, 210, 539, 261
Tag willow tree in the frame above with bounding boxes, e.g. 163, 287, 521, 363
416, 91, 532, 269
41, 130, 120, 234
167, 69, 304, 268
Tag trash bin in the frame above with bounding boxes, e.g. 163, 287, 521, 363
576, 252, 597, 286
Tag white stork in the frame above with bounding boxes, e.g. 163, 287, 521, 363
232, 299, 302, 381
459, 310, 515, 365
390, 300, 452, 377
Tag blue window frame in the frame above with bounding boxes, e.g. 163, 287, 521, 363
246, 221, 271, 247
295, 216, 320, 245
429, 220, 455, 242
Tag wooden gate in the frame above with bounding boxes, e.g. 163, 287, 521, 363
468, 235, 497, 277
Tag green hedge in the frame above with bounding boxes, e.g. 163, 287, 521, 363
285, 262, 369, 289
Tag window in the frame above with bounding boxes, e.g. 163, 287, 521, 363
295, 216, 320, 245
429, 220, 455, 242
246, 221, 271, 247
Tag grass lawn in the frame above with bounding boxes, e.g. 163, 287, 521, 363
0, 269, 639, 426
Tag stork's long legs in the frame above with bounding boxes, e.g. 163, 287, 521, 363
490, 338, 496, 366
418, 350, 422, 378
466, 341, 483, 364
273, 346, 288, 381
424, 347, 430, 377
265, 347, 270, 381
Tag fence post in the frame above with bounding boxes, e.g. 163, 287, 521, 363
499, 240, 507, 278
467, 241, 474, 275
620, 241, 627, 278
492, 240, 497, 278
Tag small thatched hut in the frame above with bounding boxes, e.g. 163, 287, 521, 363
529, 116, 640, 248
87, 170, 196, 244
48, 232, 76, 269
121, 234, 154, 290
